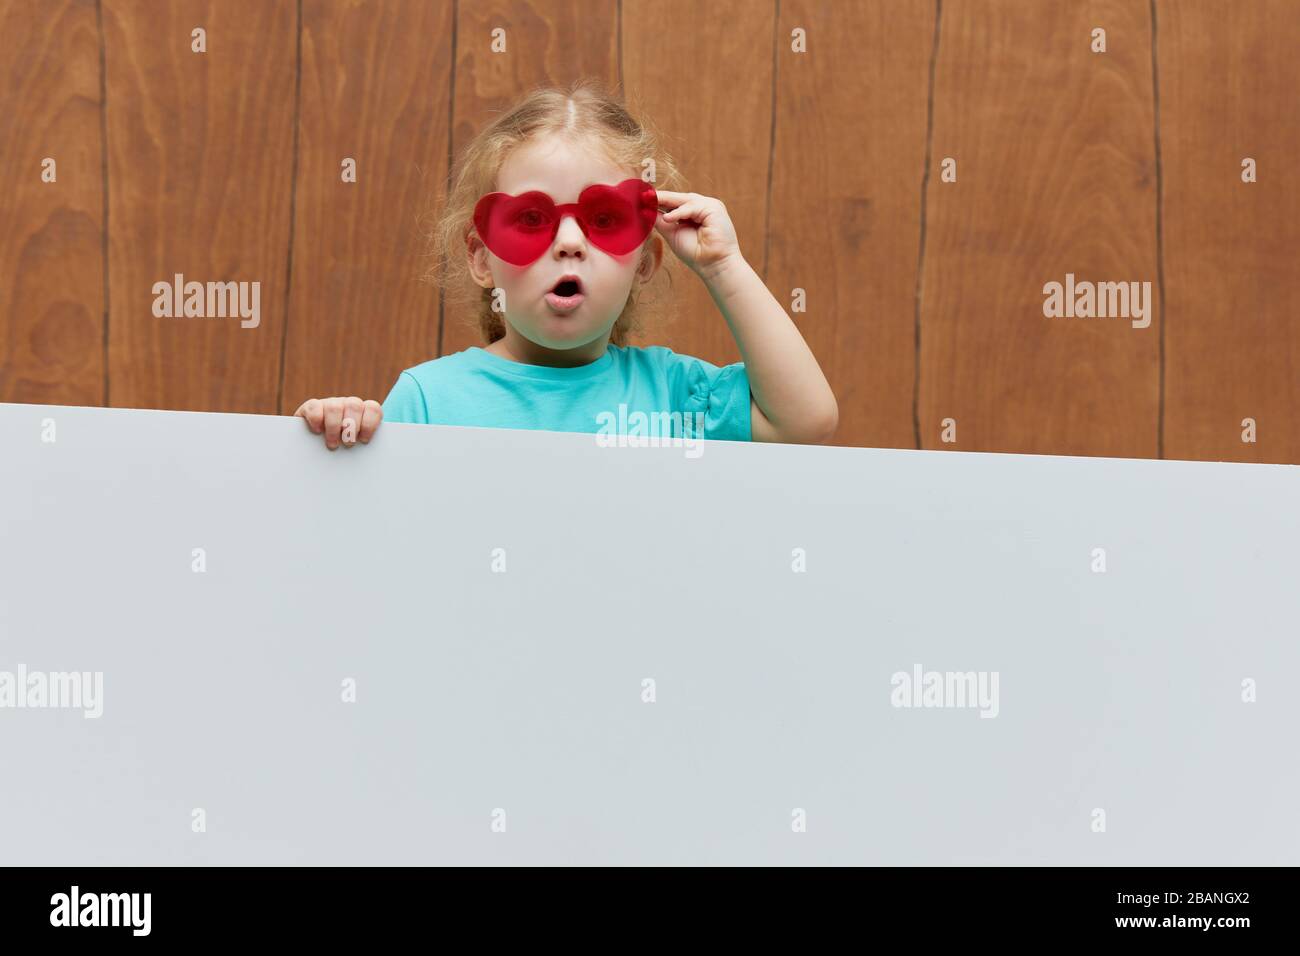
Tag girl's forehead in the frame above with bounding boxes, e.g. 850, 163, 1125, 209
496, 136, 630, 198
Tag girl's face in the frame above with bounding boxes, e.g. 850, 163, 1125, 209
468, 133, 661, 356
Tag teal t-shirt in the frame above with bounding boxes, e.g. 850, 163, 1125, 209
381, 344, 752, 442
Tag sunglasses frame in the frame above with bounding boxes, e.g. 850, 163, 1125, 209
472, 178, 659, 266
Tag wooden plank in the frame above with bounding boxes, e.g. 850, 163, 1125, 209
621, 0, 775, 367
1160, 0, 1300, 464
0, 0, 104, 406
919, 0, 1160, 457
280, 0, 452, 412
768, 0, 933, 449
103, 0, 296, 412
439, 0, 619, 358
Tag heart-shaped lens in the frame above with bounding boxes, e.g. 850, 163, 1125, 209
473, 191, 559, 266
574, 180, 658, 256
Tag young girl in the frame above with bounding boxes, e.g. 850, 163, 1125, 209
294, 80, 837, 449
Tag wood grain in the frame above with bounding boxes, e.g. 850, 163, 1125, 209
3, 0, 1300, 464
918, 0, 1161, 457
1160, 0, 1300, 464
280, 0, 452, 411
103, 0, 296, 411
0, 0, 104, 406
768, 0, 934, 450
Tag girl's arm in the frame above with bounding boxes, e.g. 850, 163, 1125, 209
701, 254, 838, 444
655, 192, 838, 445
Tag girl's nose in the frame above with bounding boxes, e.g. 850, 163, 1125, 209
553, 215, 587, 256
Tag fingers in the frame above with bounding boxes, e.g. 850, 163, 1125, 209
340, 396, 365, 446
358, 400, 383, 443
655, 191, 698, 218
294, 398, 324, 433
656, 191, 720, 218
322, 399, 344, 450
297, 397, 384, 450
654, 189, 692, 206
663, 196, 718, 225
662, 202, 698, 223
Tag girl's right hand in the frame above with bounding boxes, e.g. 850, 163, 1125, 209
293, 396, 384, 450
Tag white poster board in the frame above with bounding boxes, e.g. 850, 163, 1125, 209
1, 403, 1297, 865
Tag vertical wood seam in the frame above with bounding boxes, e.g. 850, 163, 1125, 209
1149, 0, 1166, 458
438, 0, 458, 357
913, 0, 942, 450
761, 0, 779, 284
275, 0, 303, 415
96, 0, 110, 407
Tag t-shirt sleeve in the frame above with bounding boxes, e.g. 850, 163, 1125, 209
381, 370, 429, 425
670, 352, 753, 442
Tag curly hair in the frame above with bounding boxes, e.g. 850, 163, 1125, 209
420, 78, 688, 347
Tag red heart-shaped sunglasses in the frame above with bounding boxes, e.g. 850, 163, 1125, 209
472, 178, 659, 266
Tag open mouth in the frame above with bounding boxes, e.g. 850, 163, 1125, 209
550, 277, 583, 297
545, 276, 586, 313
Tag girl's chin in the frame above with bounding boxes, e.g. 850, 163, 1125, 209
526, 321, 608, 349
538, 313, 596, 335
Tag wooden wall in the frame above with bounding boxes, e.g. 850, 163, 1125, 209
1, 0, 1296, 463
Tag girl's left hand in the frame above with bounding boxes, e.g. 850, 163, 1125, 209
653, 190, 743, 281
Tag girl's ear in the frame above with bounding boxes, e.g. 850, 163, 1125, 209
466, 230, 495, 289
636, 235, 664, 284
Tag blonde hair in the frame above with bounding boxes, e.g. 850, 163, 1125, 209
422, 78, 687, 347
